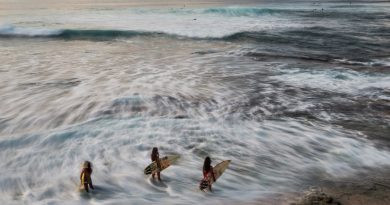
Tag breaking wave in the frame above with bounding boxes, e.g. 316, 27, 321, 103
0, 25, 165, 39
202, 7, 295, 16
2, 24, 389, 63
0, 25, 375, 42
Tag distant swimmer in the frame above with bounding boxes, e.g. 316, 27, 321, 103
151, 147, 162, 181
80, 161, 94, 192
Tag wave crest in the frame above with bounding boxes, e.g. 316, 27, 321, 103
203, 7, 292, 16
0, 25, 171, 40
0, 25, 329, 41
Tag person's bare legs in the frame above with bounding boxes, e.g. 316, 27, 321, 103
157, 172, 161, 181
84, 184, 89, 193
89, 182, 94, 190
208, 184, 212, 192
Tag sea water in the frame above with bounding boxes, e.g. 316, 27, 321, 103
0, 1, 390, 204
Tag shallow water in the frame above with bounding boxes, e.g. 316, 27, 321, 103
1, 1, 390, 205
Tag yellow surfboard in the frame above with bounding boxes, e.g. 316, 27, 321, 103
144, 155, 180, 175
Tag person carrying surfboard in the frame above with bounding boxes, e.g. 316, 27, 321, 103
151, 147, 162, 181
202, 156, 216, 191
80, 161, 94, 192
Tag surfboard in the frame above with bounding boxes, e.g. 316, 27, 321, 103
199, 160, 231, 190
144, 155, 180, 175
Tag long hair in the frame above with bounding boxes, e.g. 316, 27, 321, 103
151, 147, 159, 161
83, 161, 92, 169
82, 161, 92, 173
203, 156, 212, 172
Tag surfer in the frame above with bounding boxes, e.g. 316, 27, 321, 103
202, 156, 216, 191
151, 147, 162, 181
80, 161, 94, 192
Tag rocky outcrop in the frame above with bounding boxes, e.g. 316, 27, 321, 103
292, 187, 340, 205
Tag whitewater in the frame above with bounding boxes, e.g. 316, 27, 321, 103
1, 1, 390, 204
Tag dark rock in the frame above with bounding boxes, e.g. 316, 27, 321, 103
295, 188, 341, 205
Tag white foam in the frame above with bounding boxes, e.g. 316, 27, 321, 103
0, 25, 61, 37
1, 118, 390, 205
0, 3, 389, 205
0, 5, 317, 38
272, 67, 390, 94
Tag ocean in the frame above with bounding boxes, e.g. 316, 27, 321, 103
0, 1, 390, 204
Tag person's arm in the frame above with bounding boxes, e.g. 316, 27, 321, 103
156, 157, 162, 169
89, 171, 94, 189
80, 169, 84, 181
